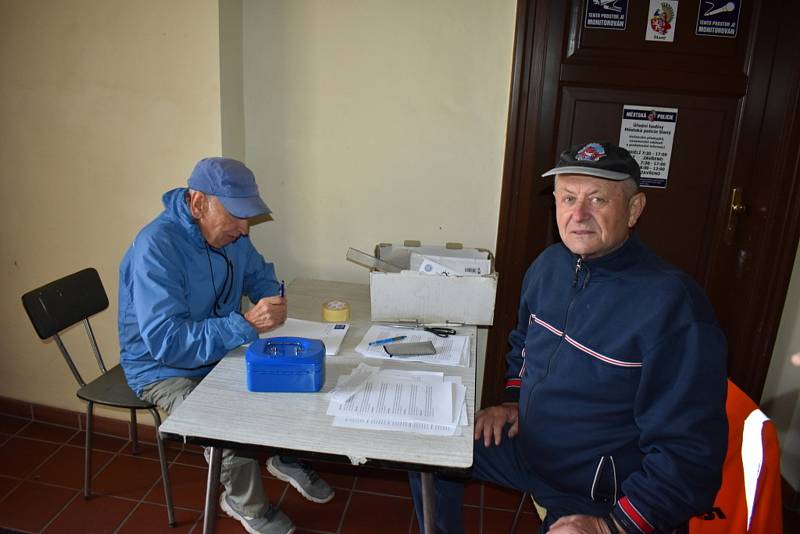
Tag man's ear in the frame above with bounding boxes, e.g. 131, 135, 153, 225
627, 192, 646, 228
188, 191, 207, 219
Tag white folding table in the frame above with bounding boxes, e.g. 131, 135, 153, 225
159, 278, 476, 533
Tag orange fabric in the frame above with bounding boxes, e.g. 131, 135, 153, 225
689, 381, 783, 533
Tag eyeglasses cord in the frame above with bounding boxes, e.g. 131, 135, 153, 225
205, 244, 234, 317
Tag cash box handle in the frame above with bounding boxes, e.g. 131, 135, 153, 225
263, 340, 303, 356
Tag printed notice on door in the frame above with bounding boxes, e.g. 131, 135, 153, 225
619, 105, 678, 189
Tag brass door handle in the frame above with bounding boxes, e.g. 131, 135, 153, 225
725, 187, 747, 244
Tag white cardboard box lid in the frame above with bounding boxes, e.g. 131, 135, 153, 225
369, 271, 497, 326
375, 243, 493, 270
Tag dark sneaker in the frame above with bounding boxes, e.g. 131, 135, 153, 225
219, 491, 295, 534
266, 456, 335, 503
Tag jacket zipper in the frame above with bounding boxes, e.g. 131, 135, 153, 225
572, 257, 583, 287
524, 256, 586, 415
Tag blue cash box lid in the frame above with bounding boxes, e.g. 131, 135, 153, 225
245, 337, 325, 392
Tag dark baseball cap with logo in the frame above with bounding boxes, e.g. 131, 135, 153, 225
541, 141, 641, 184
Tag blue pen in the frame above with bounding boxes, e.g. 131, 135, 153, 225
279, 280, 285, 298
368, 335, 407, 347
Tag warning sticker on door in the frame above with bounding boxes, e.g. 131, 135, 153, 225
619, 105, 678, 189
696, 1, 741, 38
646, 0, 679, 42
585, 0, 629, 30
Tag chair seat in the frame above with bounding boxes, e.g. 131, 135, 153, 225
77, 365, 153, 409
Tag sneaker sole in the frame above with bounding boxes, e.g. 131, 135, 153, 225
219, 493, 296, 534
266, 460, 335, 504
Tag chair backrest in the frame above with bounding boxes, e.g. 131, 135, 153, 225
689, 379, 783, 533
21, 268, 110, 387
22, 268, 108, 339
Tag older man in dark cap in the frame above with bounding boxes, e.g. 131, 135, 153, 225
119, 158, 333, 534
410, 142, 728, 533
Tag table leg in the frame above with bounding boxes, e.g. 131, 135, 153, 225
203, 446, 223, 533
421, 471, 436, 534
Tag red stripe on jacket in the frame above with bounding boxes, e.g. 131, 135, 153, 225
619, 496, 655, 533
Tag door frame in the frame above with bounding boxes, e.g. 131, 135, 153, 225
482, 0, 800, 407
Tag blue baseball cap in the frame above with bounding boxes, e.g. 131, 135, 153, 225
187, 157, 271, 218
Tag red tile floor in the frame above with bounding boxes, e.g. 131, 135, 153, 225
0, 413, 542, 533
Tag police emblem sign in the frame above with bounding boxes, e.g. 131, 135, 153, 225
646, 0, 679, 42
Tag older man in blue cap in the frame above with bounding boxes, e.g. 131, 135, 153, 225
119, 158, 333, 534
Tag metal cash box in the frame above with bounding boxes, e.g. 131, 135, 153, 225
245, 337, 325, 392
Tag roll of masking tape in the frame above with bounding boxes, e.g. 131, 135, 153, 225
322, 299, 350, 322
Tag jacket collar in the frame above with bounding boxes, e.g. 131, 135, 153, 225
161, 188, 207, 248
564, 231, 646, 274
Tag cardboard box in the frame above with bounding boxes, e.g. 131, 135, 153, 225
369, 242, 498, 325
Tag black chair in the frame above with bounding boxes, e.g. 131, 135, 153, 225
22, 268, 175, 527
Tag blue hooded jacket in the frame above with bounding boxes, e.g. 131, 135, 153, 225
118, 188, 280, 395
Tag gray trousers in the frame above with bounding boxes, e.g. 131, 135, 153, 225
142, 376, 269, 518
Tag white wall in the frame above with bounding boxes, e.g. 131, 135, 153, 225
0, 0, 516, 416
762, 242, 800, 491
240, 1, 516, 285
220, 0, 245, 160
0, 0, 223, 412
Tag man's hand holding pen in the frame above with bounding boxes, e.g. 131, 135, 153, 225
244, 295, 287, 333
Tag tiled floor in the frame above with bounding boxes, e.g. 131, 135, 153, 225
0, 414, 541, 533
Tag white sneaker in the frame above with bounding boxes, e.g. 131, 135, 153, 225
266, 456, 335, 503
219, 491, 295, 534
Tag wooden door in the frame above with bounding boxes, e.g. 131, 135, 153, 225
482, 0, 800, 407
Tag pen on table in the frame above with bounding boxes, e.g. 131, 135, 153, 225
368, 335, 407, 347
279, 280, 285, 298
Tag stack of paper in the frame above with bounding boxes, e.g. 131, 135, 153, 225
327, 364, 468, 436
355, 325, 470, 367
260, 318, 350, 356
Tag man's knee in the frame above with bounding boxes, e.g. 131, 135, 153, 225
141, 377, 200, 414
202, 447, 258, 470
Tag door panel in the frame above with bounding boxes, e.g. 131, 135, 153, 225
483, 0, 800, 407
556, 87, 735, 278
